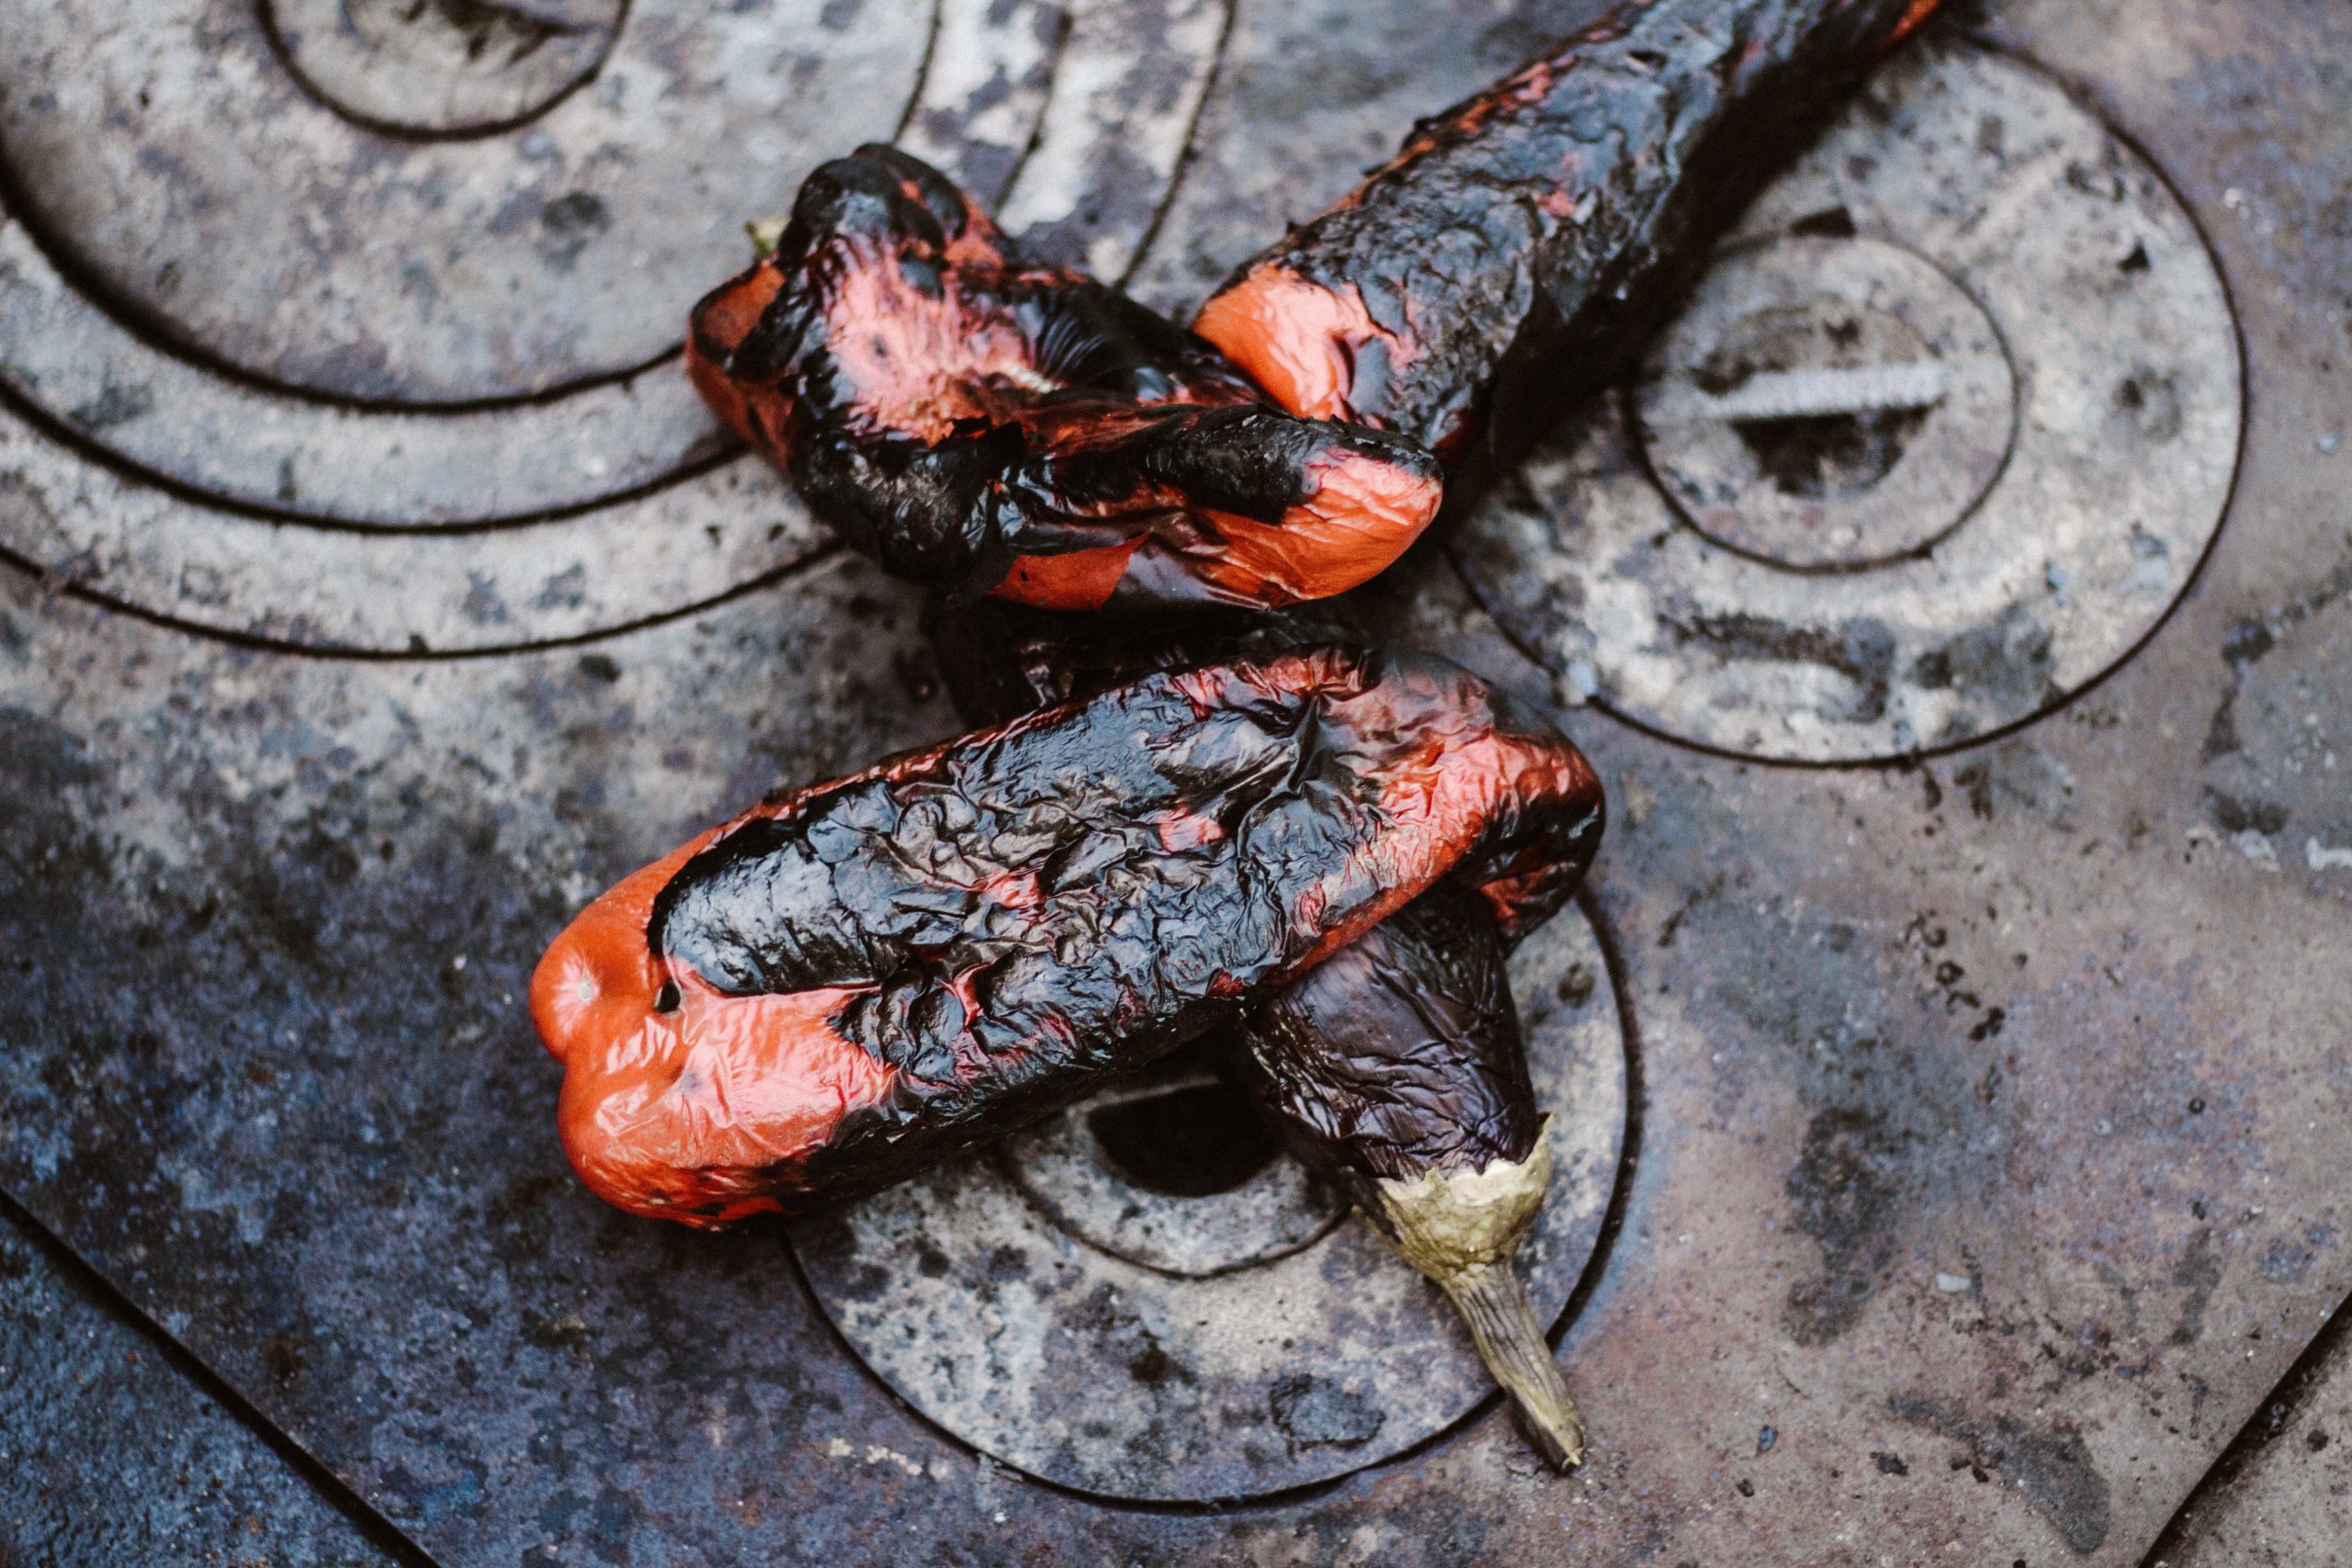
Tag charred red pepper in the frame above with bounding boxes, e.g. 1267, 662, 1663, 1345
1194, 0, 1946, 460
530, 647, 1601, 1228
686, 145, 1443, 611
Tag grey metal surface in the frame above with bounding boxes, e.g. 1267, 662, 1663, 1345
0, 1202, 399, 1567
1451, 40, 2242, 762
0, 0, 2344, 1562
2159, 1313, 2352, 1568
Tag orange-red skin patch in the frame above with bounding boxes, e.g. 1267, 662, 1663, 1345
532, 825, 899, 1227
993, 539, 1142, 611
1178, 446, 1442, 606
1885, 0, 1943, 49
1193, 266, 1414, 429
534, 650, 1600, 1227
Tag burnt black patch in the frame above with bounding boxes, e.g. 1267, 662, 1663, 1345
1908, 606, 2060, 715
1670, 612, 1895, 724
67, 380, 156, 433
1783, 1109, 1908, 1345
2203, 788, 2289, 838
1733, 407, 1929, 500
2168, 1228, 2221, 1345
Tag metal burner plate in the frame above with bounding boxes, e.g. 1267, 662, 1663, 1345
0, 0, 2346, 1562
1453, 42, 2242, 762
797, 908, 1626, 1501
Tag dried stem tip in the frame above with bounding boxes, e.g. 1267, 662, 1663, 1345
745, 216, 789, 258
1368, 1130, 1586, 1470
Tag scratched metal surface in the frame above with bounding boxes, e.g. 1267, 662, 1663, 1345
2157, 1313, 2352, 1567
0, 0, 2346, 1564
0, 1201, 395, 1566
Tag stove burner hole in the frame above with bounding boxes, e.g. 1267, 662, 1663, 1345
1088, 1080, 1282, 1197
1733, 405, 1930, 499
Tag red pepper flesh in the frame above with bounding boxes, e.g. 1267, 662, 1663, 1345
687, 145, 1444, 611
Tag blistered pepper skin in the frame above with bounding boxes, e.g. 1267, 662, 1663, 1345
531, 648, 1602, 1226
686, 145, 1444, 611
1193, 0, 1945, 461
925, 601, 1553, 1177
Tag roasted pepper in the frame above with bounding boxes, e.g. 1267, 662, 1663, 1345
1196, 0, 1945, 461
686, 145, 1443, 612
530, 647, 1601, 1230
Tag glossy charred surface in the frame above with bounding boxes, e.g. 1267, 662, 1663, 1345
687, 144, 1443, 611
1194, 0, 1942, 462
531, 647, 1602, 1225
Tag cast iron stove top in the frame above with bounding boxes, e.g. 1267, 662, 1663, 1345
1, 0, 2346, 1563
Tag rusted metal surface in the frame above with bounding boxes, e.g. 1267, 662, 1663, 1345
0, 0, 2346, 1562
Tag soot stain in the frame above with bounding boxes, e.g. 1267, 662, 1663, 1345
1668, 611, 1896, 724
1268, 1373, 1384, 1450
1650, 802, 1996, 1348
1891, 1394, 2111, 1554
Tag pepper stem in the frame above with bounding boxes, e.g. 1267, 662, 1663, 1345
1366, 1128, 1586, 1470
745, 216, 789, 258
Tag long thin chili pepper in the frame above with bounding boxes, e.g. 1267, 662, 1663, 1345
1195, 0, 1947, 464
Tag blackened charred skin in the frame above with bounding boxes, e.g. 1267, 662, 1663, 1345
1240, 883, 1542, 1196
925, 604, 1571, 1191
532, 647, 1603, 1225
922, 594, 1367, 728
688, 144, 1445, 611
1194, 0, 1944, 463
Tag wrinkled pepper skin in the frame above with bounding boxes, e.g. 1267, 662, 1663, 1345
923, 597, 1547, 1184
1194, 0, 1945, 461
531, 648, 1603, 1226
687, 145, 1443, 611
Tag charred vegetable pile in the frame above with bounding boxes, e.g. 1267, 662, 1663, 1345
533, 0, 1944, 1472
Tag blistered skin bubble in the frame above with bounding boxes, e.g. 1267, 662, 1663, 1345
685, 145, 1445, 612
531, 648, 1602, 1226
